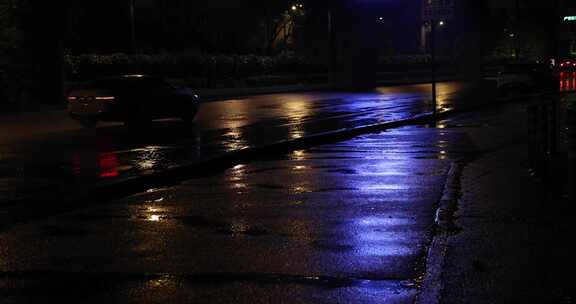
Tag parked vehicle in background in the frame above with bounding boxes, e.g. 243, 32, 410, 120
67, 75, 200, 128
558, 59, 576, 72
496, 63, 558, 94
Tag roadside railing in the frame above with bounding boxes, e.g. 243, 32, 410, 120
565, 92, 576, 201
527, 94, 560, 176
526, 91, 575, 201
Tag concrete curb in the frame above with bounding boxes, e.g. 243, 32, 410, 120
415, 162, 465, 304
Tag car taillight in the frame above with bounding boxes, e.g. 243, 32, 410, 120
67, 96, 77, 102
94, 96, 115, 101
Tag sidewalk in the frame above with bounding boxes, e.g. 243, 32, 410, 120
439, 146, 573, 303
419, 104, 574, 303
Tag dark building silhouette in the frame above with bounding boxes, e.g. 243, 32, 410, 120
418, 0, 576, 61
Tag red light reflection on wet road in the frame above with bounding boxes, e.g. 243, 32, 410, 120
71, 136, 119, 179
98, 153, 119, 178
560, 72, 576, 92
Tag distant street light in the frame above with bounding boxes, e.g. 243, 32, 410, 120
291, 4, 303, 11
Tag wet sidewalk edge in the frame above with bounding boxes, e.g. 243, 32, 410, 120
415, 162, 466, 304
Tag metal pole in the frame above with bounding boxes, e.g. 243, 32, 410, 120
328, 9, 335, 87
431, 19, 437, 115
129, 0, 136, 53
513, 0, 520, 60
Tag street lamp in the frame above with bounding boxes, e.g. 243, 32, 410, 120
291, 4, 304, 12
285, 4, 304, 46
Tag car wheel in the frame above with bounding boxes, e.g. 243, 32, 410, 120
79, 119, 98, 129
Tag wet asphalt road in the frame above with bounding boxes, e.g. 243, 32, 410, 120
0, 82, 481, 203
0, 80, 530, 302
0, 117, 487, 303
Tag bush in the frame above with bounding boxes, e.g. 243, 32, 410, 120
377, 54, 454, 71
64, 52, 326, 84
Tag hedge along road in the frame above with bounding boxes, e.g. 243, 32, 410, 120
0, 81, 493, 211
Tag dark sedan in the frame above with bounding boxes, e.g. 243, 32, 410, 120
67, 75, 200, 128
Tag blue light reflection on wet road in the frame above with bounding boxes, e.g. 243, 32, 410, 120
0, 82, 470, 186
0, 119, 482, 302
